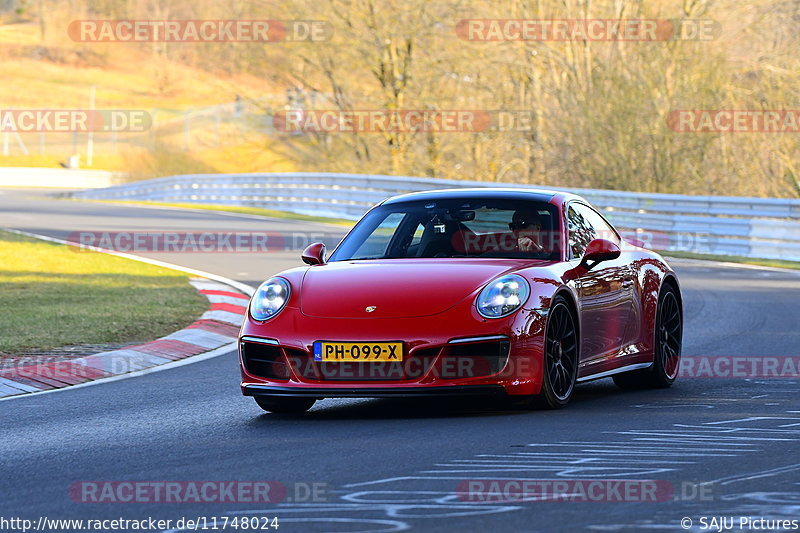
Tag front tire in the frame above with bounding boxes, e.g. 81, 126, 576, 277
254, 396, 316, 414
538, 297, 579, 409
613, 283, 682, 389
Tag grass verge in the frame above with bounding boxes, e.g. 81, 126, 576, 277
0, 229, 209, 355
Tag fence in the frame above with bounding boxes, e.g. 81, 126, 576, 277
70, 172, 800, 261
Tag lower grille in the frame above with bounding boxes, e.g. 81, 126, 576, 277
434, 340, 510, 380
240, 341, 290, 380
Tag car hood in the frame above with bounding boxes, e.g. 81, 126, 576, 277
299, 259, 529, 319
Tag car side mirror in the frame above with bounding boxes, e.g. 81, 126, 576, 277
302, 242, 327, 265
581, 238, 621, 269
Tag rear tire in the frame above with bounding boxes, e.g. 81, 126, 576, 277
613, 283, 682, 389
254, 396, 316, 414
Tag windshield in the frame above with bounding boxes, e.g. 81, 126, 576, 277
328, 198, 562, 261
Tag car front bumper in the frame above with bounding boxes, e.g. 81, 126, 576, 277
238, 300, 548, 397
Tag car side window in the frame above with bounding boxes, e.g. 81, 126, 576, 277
567, 205, 596, 259
574, 204, 619, 244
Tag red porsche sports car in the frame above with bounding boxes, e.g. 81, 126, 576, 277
239, 188, 682, 413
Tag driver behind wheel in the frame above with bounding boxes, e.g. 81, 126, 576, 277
509, 209, 545, 252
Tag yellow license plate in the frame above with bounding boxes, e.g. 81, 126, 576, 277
313, 341, 403, 362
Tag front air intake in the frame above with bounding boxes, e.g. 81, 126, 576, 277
240, 341, 290, 380
436, 340, 511, 380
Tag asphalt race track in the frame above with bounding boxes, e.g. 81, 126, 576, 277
1, 189, 799, 533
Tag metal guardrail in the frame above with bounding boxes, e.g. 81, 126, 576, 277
71, 172, 800, 262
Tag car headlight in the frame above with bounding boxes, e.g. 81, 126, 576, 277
476, 274, 530, 318
250, 277, 291, 321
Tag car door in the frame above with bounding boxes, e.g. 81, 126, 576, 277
567, 203, 636, 363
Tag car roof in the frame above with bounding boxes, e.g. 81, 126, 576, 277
382, 187, 585, 205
